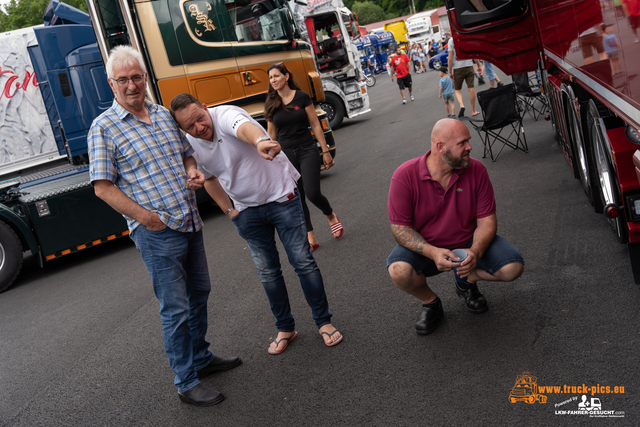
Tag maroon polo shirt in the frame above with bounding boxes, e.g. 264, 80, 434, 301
388, 150, 496, 250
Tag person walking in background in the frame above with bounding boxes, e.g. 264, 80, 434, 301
391, 46, 413, 104
88, 46, 241, 407
623, 0, 640, 43
602, 24, 623, 76
265, 63, 343, 252
410, 44, 420, 73
169, 93, 343, 355
428, 42, 437, 63
438, 68, 456, 118
447, 36, 479, 117
418, 43, 427, 73
483, 61, 504, 88
387, 52, 396, 81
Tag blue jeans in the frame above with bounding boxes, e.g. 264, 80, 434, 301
484, 61, 496, 81
232, 194, 332, 332
131, 226, 214, 393
387, 235, 524, 278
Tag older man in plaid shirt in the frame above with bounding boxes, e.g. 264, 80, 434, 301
88, 46, 240, 407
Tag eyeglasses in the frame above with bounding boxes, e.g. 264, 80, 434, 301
111, 74, 146, 87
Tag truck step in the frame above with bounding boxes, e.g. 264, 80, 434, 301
19, 164, 87, 185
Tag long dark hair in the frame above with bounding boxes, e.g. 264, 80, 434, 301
264, 62, 301, 122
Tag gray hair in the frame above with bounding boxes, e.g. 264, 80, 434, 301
106, 45, 147, 78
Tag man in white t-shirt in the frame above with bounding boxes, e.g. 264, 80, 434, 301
169, 93, 343, 356
448, 36, 479, 117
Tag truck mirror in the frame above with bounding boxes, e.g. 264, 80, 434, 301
281, 8, 295, 40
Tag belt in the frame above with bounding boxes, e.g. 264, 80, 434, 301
275, 189, 297, 203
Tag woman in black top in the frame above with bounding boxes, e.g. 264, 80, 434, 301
265, 63, 343, 252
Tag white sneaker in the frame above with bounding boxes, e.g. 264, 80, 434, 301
403, 99, 407, 104
410, 95, 415, 101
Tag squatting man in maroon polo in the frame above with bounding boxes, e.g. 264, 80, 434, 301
386, 118, 525, 335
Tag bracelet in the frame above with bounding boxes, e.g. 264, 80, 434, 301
254, 134, 271, 147
322, 151, 330, 154
226, 207, 233, 215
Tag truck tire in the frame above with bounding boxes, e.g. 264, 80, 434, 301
0, 221, 23, 293
565, 94, 602, 212
320, 93, 345, 130
587, 99, 628, 244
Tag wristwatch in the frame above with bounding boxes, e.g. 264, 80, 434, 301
254, 134, 271, 147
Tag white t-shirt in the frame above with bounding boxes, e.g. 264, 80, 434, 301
187, 106, 300, 212
448, 37, 474, 70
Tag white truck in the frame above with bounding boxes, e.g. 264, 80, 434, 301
406, 10, 439, 47
290, 0, 370, 129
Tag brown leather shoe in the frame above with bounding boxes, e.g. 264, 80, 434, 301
196, 355, 242, 380
178, 383, 224, 406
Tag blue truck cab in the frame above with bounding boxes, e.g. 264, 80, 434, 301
371, 31, 397, 69
0, 0, 126, 292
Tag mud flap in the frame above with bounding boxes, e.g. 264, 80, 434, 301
629, 242, 640, 285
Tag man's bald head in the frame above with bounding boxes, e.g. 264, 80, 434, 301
430, 118, 468, 149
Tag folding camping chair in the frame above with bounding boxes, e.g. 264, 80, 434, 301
513, 72, 549, 121
462, 83, 528, 161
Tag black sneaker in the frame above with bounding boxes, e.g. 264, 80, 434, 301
455, 281, 488, 314
415, 298, 444, 335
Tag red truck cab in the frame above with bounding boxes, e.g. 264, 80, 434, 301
445, 0, 640, 283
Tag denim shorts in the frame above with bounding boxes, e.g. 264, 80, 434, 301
386, 235, 524, 277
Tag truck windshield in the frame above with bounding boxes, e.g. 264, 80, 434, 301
468, 0, 510, 12
226, 0, 287, 42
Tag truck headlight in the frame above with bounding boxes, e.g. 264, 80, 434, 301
625, 124, 640, 145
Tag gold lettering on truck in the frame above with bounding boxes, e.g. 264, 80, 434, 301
189, 3, 216, 37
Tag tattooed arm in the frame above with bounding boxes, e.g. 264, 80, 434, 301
390, 224, 458, 272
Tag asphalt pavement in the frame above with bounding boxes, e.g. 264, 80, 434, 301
1, 68, 638, 426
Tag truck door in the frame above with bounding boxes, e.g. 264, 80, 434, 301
160, 0, 244, 108
226, 0, 305, 113
446, 0, 541, 75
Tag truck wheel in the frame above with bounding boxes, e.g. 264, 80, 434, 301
587, 99, 628, 244
0, 221, 23, 293
539, 395, 547, 404
432, 59, 443, 71
566, 95, 602, 212
320, 93, 345, 130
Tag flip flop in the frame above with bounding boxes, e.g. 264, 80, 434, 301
310, 242, 319, 252
319, 329, 343, 347
268, 331, 298, 355
330, 215, 343, 239
472, 111, 480, 116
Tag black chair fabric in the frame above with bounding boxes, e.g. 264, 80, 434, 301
463, 83, 528, 161
513, 72, 548, 120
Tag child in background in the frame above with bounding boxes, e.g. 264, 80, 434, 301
439, 67, 456, 118
602, 24, 622, 76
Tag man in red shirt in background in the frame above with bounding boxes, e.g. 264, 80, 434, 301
386, 119, 525, 335
391, 46, 414, 104
623, 0, 640, 43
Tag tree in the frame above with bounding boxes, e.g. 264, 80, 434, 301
0, 0, 88, 33
351, 1, 387, 25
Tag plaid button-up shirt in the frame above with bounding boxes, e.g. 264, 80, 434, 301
88, 99, 203, 234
